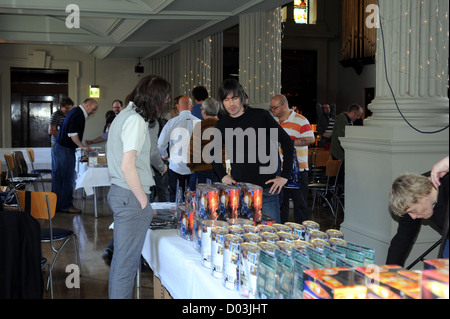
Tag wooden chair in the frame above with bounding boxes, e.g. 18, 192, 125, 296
308, 148, 330, 183
26, 148, 52, 190
16, 190, 81, 298
308, 158, 342, 226
4, 153, 38, 191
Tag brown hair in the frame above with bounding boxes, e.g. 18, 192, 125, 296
125, 75, 171, 123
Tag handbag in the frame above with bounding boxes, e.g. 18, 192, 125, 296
285, 149, 301, 189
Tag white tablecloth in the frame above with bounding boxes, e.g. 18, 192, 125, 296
75, 166, 111, 196
142, 228, 242, 299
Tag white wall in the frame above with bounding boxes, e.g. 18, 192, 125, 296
0, 43, 149, 148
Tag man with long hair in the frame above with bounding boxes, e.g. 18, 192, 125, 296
106, 75, 171, 298
212, 79, 294, 223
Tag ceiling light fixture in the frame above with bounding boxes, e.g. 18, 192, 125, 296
90, 57, 100, 98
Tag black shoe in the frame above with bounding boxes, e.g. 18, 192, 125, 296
141, 256, 151, 272
102, 249, 113, 266
59, 207, 82, 214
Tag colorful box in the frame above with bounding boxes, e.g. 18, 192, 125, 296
423, 258, 449, 271
368, 271, 420, 299
177, 204, 194, 241
196, 184, 220, 220
214, 183, 241, 220
421, 269, 449, 299
303, 267, 367, 299
236, 182, 263, 222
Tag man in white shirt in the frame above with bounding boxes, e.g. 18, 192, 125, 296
158, 95, 199, 201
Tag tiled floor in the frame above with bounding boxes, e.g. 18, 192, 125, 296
30, 186, 343, 299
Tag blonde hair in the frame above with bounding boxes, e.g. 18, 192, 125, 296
389, 173, 434, 217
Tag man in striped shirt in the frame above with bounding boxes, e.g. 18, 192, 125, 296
48, 97, 74, 146
271, 94, 315, 224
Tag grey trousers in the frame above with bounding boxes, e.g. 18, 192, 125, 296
107, 185, 153, 299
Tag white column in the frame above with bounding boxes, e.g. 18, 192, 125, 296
340, 0, 449, 268
239, 8, 282, 108
367, 0, 449, 128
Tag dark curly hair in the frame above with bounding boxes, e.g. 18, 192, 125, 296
125, 75, 171, 123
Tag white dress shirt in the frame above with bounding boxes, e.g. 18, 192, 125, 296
158, 110, 200, 175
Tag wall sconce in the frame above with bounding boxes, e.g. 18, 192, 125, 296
89, 85, 100, 98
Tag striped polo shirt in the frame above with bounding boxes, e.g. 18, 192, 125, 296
277, 110, 314, 171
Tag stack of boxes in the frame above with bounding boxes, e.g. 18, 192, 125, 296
174, 183, 449, 299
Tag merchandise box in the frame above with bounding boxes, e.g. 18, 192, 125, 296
423, 258, 449, 271
303, 267, 367, 299
274, 243, 295, 299
355, 264, 403, 284
236, 182, 263, 222
323, 245, 345, 268
366, 271, 420, 299
421, 269, 449, 299
88, 154, 107, 167
214, 183, 240, 220
256, 250, 277, 299
335, 244, 365, 267
291, 249, 310, 298
177, 204, 194, 241
196, 184, 220, 220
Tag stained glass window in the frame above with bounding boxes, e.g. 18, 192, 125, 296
294, 0, 308, 24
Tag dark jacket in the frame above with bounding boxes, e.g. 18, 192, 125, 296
0, 211, 43, 298
56, 106, 86, 149
386, 173, 449, 266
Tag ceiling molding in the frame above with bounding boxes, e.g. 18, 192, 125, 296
0, 0, 291, 60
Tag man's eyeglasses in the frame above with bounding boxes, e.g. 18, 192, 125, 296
270, 103, 283, 112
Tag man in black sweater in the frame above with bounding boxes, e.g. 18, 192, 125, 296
387, 165, 449, 266
212, 79, 294, 223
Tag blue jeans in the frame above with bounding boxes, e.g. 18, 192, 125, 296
188, 169, 220, 191
280, 170, 309, 224
52, 143, 76, 211
108, 185, 154, 299
443, 239, 449, 258
262, 188, 281, 223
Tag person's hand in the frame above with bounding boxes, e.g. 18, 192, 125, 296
222, 174, 236, 185
265, 176, 288, 194
86, 140, 93, 145
431, 156, 449, 188
81, 145, 93, 152
160, 164, 168, 175
140, 198, 148, 210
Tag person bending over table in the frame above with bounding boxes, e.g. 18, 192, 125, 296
387, 159, 449, 266
106, 75, 171, 299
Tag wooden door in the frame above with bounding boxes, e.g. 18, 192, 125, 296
10, 67, 68, 147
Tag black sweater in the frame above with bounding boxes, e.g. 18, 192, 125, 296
56, 106, 85, 149
386, 173, 449, 266
212, 107, 294, 189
